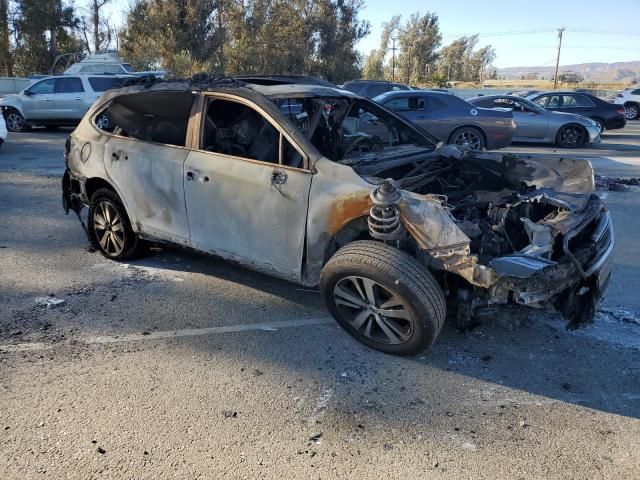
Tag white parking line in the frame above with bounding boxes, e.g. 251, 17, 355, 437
0, 317, 335, 353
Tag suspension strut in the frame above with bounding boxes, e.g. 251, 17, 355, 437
368, 179, 404, 241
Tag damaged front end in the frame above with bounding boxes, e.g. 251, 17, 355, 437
363, 148, 614, 329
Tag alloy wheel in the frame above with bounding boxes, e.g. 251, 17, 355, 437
453, 130, 482, 150
559, 125, 586, 147
6, 112, 25, 132
625, 105, 638, 120
333, 276, 413, 345
93, 200, 126, 257
95, 113, 111, 130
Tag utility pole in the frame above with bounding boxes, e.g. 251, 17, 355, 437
406, 43, 413, 84
553, 27, 565, 90
390, 37, 397, 82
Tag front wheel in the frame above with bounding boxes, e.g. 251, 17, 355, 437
556, 124, 587, 148
87, 188, 145, 260
4, 109, 29, 132
320, 241, 446, 355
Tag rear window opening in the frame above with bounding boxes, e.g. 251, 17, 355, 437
95, 91, 195, 147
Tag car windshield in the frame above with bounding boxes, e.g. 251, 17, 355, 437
273, 95, 436, 164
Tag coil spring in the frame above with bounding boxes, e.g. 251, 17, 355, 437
368, 180, 404, 241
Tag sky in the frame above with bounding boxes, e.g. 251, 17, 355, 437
102, 0, 640, 68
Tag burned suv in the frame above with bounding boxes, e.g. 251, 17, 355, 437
62, 77, 614, 355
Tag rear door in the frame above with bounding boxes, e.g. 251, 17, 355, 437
183, 94, 312, 282
53, 77, 86, 121
555, 94, 596, 118
21, 78, 56, 121
423, 95, 452, 141
101, 91, 196, 244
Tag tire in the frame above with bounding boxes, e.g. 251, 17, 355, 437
87, 188, 145, 260
592, 118, 605, 133
448, 126, 485, 151
556, 124, 587, 148
320, 240, 446, 355
4, 109, 29, 132
624, 103, 639, 120
44, 125, 59, 130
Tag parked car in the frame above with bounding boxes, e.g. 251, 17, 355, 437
613, 87, 640, 120
526, 91, 626, 132
62, 79, 613, 355
469, 95, 601, 148
342, 80, 411, 98
0, 74, 132, 132
373, 90, 515, 150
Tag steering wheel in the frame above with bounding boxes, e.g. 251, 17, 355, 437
343, 136, 373, 157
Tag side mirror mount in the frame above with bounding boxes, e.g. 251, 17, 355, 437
24, 90, 33, 96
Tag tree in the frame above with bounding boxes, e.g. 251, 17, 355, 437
13, 0, 80, 75
437, 34, 495, 83
396, 12, 440, 84
79, 0, 115, 54
0, 0, 12, 75
362, 15, 399, 80
558, 71, 584, 83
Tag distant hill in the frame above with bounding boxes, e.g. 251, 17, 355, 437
496, 61, 640, 83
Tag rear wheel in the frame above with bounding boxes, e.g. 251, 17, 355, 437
624, 103, 639, 120
556, 124, 587, 148
320, 241, 446, 355
449, 127, 485, 151
4, 109, 29, 132
88, 188, 145, 260
592, 118, 605, 133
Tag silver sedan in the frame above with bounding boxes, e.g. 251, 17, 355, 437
469, 95, 600, 148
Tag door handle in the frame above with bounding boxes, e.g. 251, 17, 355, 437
74, 97, 82, 100
270, 169, 287, 185
45, 98, 53, 102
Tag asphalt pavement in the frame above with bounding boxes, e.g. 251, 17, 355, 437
1, 124, 639, 479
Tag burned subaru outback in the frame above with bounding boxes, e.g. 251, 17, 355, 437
62, 77, 614, 355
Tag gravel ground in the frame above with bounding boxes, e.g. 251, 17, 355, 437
1, 125, 639, 479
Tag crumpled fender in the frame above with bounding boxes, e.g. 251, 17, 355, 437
0, 94, 24, 117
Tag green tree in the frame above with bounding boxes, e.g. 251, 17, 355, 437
438, 34, 495, 83
362, 15, 399, 80
0, 0, 12, 75
397, 12, 441, 84
13, 0, 80, 75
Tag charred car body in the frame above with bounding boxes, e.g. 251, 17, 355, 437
62, 77, 614, 355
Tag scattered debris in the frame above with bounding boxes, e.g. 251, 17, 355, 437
598, 308, 640, 326
252, 369, 264, 377
34, 297, 66, 308
383, 443, 394, 451
309, 433, 323, 445
595, 175, 640, 192
480, 355, 493, 363
97, 447, 106, 454
223, 410, 238, 418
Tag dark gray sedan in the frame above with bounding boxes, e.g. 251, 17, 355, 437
373, 90, 515, 150
469, 95, 601, 148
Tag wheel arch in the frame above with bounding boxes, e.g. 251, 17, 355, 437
83, 176, 140, 233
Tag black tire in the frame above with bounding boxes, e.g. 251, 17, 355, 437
624, 103, 639, 121
448, 126, 485, 151
592, 117, 605, 133
44, 125, 59, 130
4, 109, 29, 132
320, 240, 446, 355
87, 188, 145, 260
556, 124, 587, 148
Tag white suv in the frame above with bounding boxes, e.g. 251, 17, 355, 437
614, 87, 640, 120
0, 74, 132, 132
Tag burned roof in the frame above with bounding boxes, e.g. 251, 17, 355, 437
95, 73, 353, 105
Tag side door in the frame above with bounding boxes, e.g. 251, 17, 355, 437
183, 94, 312, 282
423, 95, 451, 141
511, 99, 549, 139
557, 94, 596, 118
101, 91, 195, 244
382, 96, 426, 126
53, 76, 86, 121
21, 78, 56, 121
